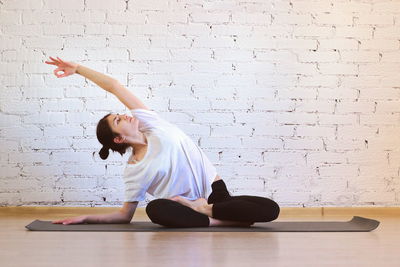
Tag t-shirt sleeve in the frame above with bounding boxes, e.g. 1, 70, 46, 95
124, 184, 147, 202
123, 172, 151, 202
131, 108, 170, 132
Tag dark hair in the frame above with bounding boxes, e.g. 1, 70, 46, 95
96, 113, 130, 160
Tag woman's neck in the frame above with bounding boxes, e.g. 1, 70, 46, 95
130, 133, 148, 151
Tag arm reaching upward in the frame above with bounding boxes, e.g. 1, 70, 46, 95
45, 57, 149, 110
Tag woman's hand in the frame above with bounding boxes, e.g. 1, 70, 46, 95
45, 56, 78, 78
52, 215, 88, 225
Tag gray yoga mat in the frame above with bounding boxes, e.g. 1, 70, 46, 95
25, 216, 379, 232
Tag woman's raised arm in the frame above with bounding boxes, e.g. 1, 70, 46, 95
45, 57, 149, 110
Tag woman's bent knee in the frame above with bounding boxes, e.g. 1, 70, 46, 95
264, 200, 280, 221
145, 199, 167, 223
232, 196, 280, 222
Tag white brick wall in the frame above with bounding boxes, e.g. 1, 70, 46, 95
1, 0, 399, 208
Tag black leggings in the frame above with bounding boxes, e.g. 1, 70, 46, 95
145, 179, 280, 228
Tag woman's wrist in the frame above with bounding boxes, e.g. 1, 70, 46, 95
85, 212, 130, 224
75, 64, 82, 75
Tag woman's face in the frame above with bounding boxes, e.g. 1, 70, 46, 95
107, 113, 141, 142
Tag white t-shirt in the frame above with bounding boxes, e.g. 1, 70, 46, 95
123, 109, 218, 202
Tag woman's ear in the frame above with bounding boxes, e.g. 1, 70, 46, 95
114, 136, 125, 144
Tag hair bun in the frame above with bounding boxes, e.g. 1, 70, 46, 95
99, 146, 109, 160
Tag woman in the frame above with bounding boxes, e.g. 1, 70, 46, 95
46, 57, 280, 227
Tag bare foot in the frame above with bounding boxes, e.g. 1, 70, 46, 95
169, 196, 254, 227
169, 196, 208, 211
169, 196, 213, 216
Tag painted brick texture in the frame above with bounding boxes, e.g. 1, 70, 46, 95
1, 0, 399, 207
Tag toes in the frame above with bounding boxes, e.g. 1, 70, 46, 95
169, 196, 180, 201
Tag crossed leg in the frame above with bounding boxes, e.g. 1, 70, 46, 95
170, 179, 280, 224
146, 179, 280, 228
169, 196, 254, 227
146, 197, 254, 227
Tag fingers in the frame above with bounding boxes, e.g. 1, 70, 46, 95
45, 56, 61, 67
47, 56, 75, 78
52, 219, 74, 225
46, 56, 61, 65
52, 220, 69, 224
44, 60, 58, 66
169, 196, 180, 201
57, 57, 71, 68
53, 68, 67, 78
52, 215, 86, 225
57, 57, 65, 64
53, 68, 61, 77
49, 56, 60, 63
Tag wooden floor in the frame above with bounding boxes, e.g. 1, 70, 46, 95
1, 206, 399, 267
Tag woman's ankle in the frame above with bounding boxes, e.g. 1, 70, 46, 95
195, 203, 213, 217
